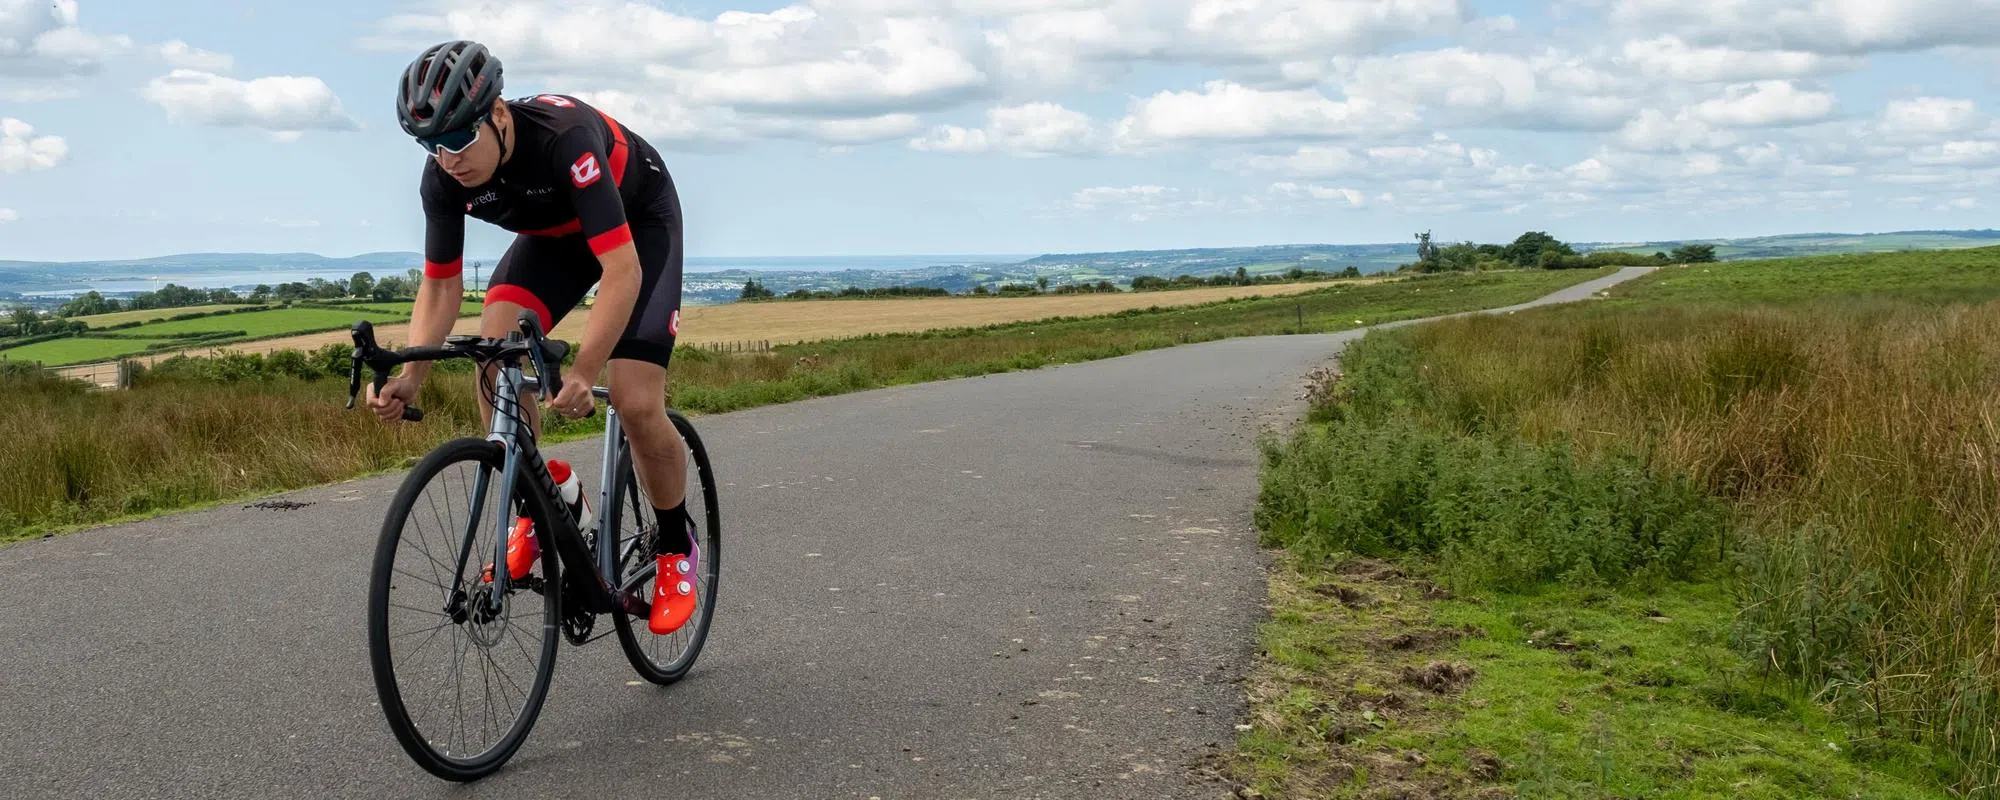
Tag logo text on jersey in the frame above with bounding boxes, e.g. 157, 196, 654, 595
668, 309, 680, 336
571, 153, 601, 188
535, 94, 574, 108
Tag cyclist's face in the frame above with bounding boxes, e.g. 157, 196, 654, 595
435, 101, 506, 186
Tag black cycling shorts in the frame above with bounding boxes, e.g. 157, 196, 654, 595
484, 224, 682, 369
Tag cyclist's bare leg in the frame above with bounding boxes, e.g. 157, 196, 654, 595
477, 299, 542, 439
607, 357, 688, 522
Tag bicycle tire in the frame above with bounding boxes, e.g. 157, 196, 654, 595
367, 437, 563, 781
610, 410, 722, 685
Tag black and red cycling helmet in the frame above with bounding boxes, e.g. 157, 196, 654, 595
397, 40, 504, 140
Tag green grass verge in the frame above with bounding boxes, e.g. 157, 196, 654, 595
1231, 553, 1949, 799
0, 267, 1612, 544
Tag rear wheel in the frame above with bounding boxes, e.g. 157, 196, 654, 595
367, 437, 561, 781
610, 410, 721, 684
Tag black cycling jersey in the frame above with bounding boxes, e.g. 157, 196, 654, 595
419, 93, 676, 279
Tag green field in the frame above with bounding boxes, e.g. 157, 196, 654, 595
71, 304, 260, 328
129, 307, 409, 337
0, 337, 182, 365
4, 307, 417, 366
331, 300, 484, 316
1236, 247, 2000, 798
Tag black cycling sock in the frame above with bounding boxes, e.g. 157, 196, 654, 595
651, 502, 691, 556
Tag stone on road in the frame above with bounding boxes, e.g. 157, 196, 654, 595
0, 268, 1652, 799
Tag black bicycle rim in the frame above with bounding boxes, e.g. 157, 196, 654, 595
367, 437, 562, 781
610, 410, 721, 684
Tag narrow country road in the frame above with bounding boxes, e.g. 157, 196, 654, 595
0, 268, 1653, 799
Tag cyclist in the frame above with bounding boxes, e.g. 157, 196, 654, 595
364, 40, 698, 635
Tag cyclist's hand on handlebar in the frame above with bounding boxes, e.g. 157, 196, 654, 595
367, 375, 421, 423
549, 372, 596, 419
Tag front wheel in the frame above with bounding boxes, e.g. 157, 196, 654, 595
367, 437, 561, 781
610, 410, 721, 684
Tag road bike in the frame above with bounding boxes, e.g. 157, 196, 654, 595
344, 310, 721, 781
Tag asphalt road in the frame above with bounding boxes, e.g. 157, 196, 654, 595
0, 267, 1653, 800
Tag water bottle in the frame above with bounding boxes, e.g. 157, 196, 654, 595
548, 459, 594, 530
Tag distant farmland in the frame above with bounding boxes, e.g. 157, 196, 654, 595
56, 277, 1379, 369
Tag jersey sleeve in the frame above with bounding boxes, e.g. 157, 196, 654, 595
551, 125, 632, 258
419, 168, 466, 279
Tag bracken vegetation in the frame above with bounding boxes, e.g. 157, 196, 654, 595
1244, 246, 2000, 798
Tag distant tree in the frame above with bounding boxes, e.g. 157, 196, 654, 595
1505, 231, 1576, 268
8, 305, 40, 336
1415, 230, 1439, 268
348, 271, 376, 298
57, 291, 120, 317
1339, 266, 1362, 278
740, 279, 775, 300
207, 287, 238, 304
1652, 252, 1669, 263
250, 284, 273, 303
1233, 266, 1250, 285
1095, 279, 1116, 293
1036, 276, 1049, 291
371, 276, 411, 301
1671, 244, 1718, 264
971, 284, 990, 295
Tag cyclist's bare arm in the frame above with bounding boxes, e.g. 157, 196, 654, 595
397, 271, 464, 385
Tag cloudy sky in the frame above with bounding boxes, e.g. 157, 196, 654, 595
3, 0, 1998, 262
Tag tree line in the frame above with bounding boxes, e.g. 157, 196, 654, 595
51, 269, 430, 318
1407, 230, 1718, 273
738, 263, 1367, 301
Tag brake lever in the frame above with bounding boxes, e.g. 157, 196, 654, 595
346, 319, 423, 421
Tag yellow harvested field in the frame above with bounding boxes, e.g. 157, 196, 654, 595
78, 279, 1372, 371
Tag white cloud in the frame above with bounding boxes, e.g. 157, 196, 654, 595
1617, 35, 1856, 83
1610, 0, 2000, 55
1334, 48, 1639, 131
1908, 140, 2000, 167
910, 102, 1102, 155
1065, 183, 1250, 220
142, 69, 359, 136
1689, 80, 1835, 127
382, 2, 987, 119
1618, 108, 1740, 151
1114, 80, 1414, 146
1880, 97, 1981, 138
675, 17, 987, 115
576, 89, 920, 148
158, 40, 232, 72
1269, 182, 1366, 206
0, 0, 132, 76
985, 0, 1471, 87
0, 117, 66, 172
0, 207, 16, 222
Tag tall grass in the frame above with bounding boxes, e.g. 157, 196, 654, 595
1280, 253, 2000, 794
0, 267, 1610, 542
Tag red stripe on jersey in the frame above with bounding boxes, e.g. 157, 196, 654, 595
595, 108, 628, 188
484, 284, 553, 331
521, 219, 582, 237
587, 223, 633, 256
424, 258, 463, 279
